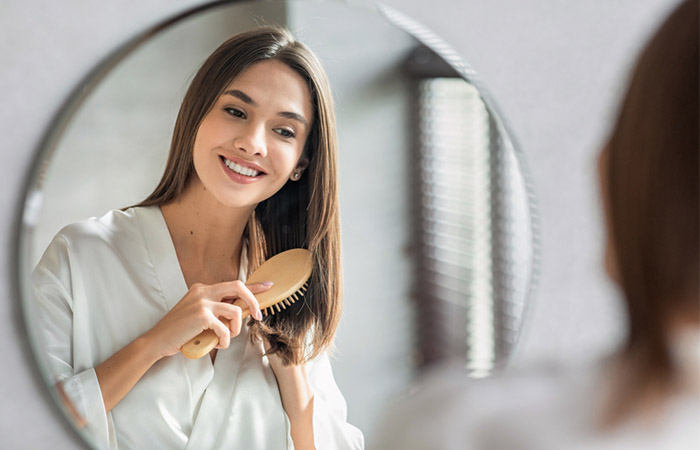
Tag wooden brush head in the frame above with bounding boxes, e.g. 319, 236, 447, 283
237, 248, 312, 315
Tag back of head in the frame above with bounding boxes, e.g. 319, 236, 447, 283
603, 0, 699, 422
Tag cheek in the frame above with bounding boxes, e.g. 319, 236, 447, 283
191, 138, 207, 173
191, 127, 209, 161
271, 145, 303, 174
191, 134, 218, 182
191, 119, 224, 165
195, 114, 232, 147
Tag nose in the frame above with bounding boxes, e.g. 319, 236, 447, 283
234, 122, 267, 157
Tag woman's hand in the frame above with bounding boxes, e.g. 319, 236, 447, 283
143, 280, 271, 359
96, 280, 271, 413
265, 341, 316, 450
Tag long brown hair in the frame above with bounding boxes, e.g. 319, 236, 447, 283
136, 26, 342, 365
601, 0, 698, 423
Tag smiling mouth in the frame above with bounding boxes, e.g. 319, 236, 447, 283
220, 156, 263, 178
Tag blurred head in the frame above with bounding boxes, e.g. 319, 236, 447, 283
139, 26, 342, 365
599, 0, 698, 421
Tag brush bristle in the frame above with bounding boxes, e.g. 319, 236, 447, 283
260, 281, 308, 317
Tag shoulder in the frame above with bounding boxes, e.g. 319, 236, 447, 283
375, 360, 603, 449
56, 207, 146, 245
404, 359, 596, 406
51, 206, 164, 254
377, 358, 700, 449
35, 206, 158, 273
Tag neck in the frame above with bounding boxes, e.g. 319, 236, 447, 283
160, 178, 256, 285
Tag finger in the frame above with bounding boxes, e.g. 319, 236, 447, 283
207, 312, 231, 350
247, 281, 274, 295
211, 281, 263, 321
215, 305, 242, 340
213, 303, 243, 328
228, 311, 243, 338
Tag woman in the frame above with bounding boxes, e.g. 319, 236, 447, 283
376, 0, 698, 448
32, 26, 363, 450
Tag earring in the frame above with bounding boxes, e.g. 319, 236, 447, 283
292, 172, 300, 180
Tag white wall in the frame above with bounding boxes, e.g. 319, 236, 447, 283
0, 0, 679, 448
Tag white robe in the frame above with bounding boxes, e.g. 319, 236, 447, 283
32, 206, 364, 450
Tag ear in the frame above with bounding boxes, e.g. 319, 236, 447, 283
290, 157, 309, 181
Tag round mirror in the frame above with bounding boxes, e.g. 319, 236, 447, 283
16, 0, 537, 447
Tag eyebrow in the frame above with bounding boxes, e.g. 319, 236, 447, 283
223, 89, 309, 128
278, 111, 308, 127
224, 89, 256, 106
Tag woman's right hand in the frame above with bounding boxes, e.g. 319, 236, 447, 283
142, 280, 272, 359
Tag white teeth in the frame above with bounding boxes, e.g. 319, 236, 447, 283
224, 158, 260, 177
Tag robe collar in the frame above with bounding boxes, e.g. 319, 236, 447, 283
135, 205, 248, 310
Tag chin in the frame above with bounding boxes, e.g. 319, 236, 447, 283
214, 195, 259, 210
202, 175, 286, 210
213, 186, 280, 210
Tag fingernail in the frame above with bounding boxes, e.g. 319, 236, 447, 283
256, 310, 263, 321
261, 281, 273, 286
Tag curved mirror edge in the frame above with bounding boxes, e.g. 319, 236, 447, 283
380, 4, 539, 372
13, 2, 290, 448
17, 191, 98, 448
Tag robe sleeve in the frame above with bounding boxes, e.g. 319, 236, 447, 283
306, 352, 364, 450
31, 236, 115, 450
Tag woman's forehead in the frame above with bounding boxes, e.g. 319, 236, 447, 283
221, 60, 312, 115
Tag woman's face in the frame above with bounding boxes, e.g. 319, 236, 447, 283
191, 59, 313, 209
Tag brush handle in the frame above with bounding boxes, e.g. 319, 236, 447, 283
180, 301, 251, 359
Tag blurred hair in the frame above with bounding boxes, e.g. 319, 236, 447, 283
135, 26, 342, 365
601, 0, 698, 424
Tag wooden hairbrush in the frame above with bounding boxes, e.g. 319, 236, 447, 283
180, 248, 313, 359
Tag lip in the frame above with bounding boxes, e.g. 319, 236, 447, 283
220, 155, 267, 175
219, 156, 266, 184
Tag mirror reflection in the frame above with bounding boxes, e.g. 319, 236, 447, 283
19, 0, 536, 447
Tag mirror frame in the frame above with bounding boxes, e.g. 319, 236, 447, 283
379, 4, 539, 371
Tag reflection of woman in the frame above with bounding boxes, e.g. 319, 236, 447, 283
377, 1, 698, 448
33, 26, 363, 450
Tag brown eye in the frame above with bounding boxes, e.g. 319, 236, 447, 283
275, 128, 295, 139
224, 107, 245, 119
